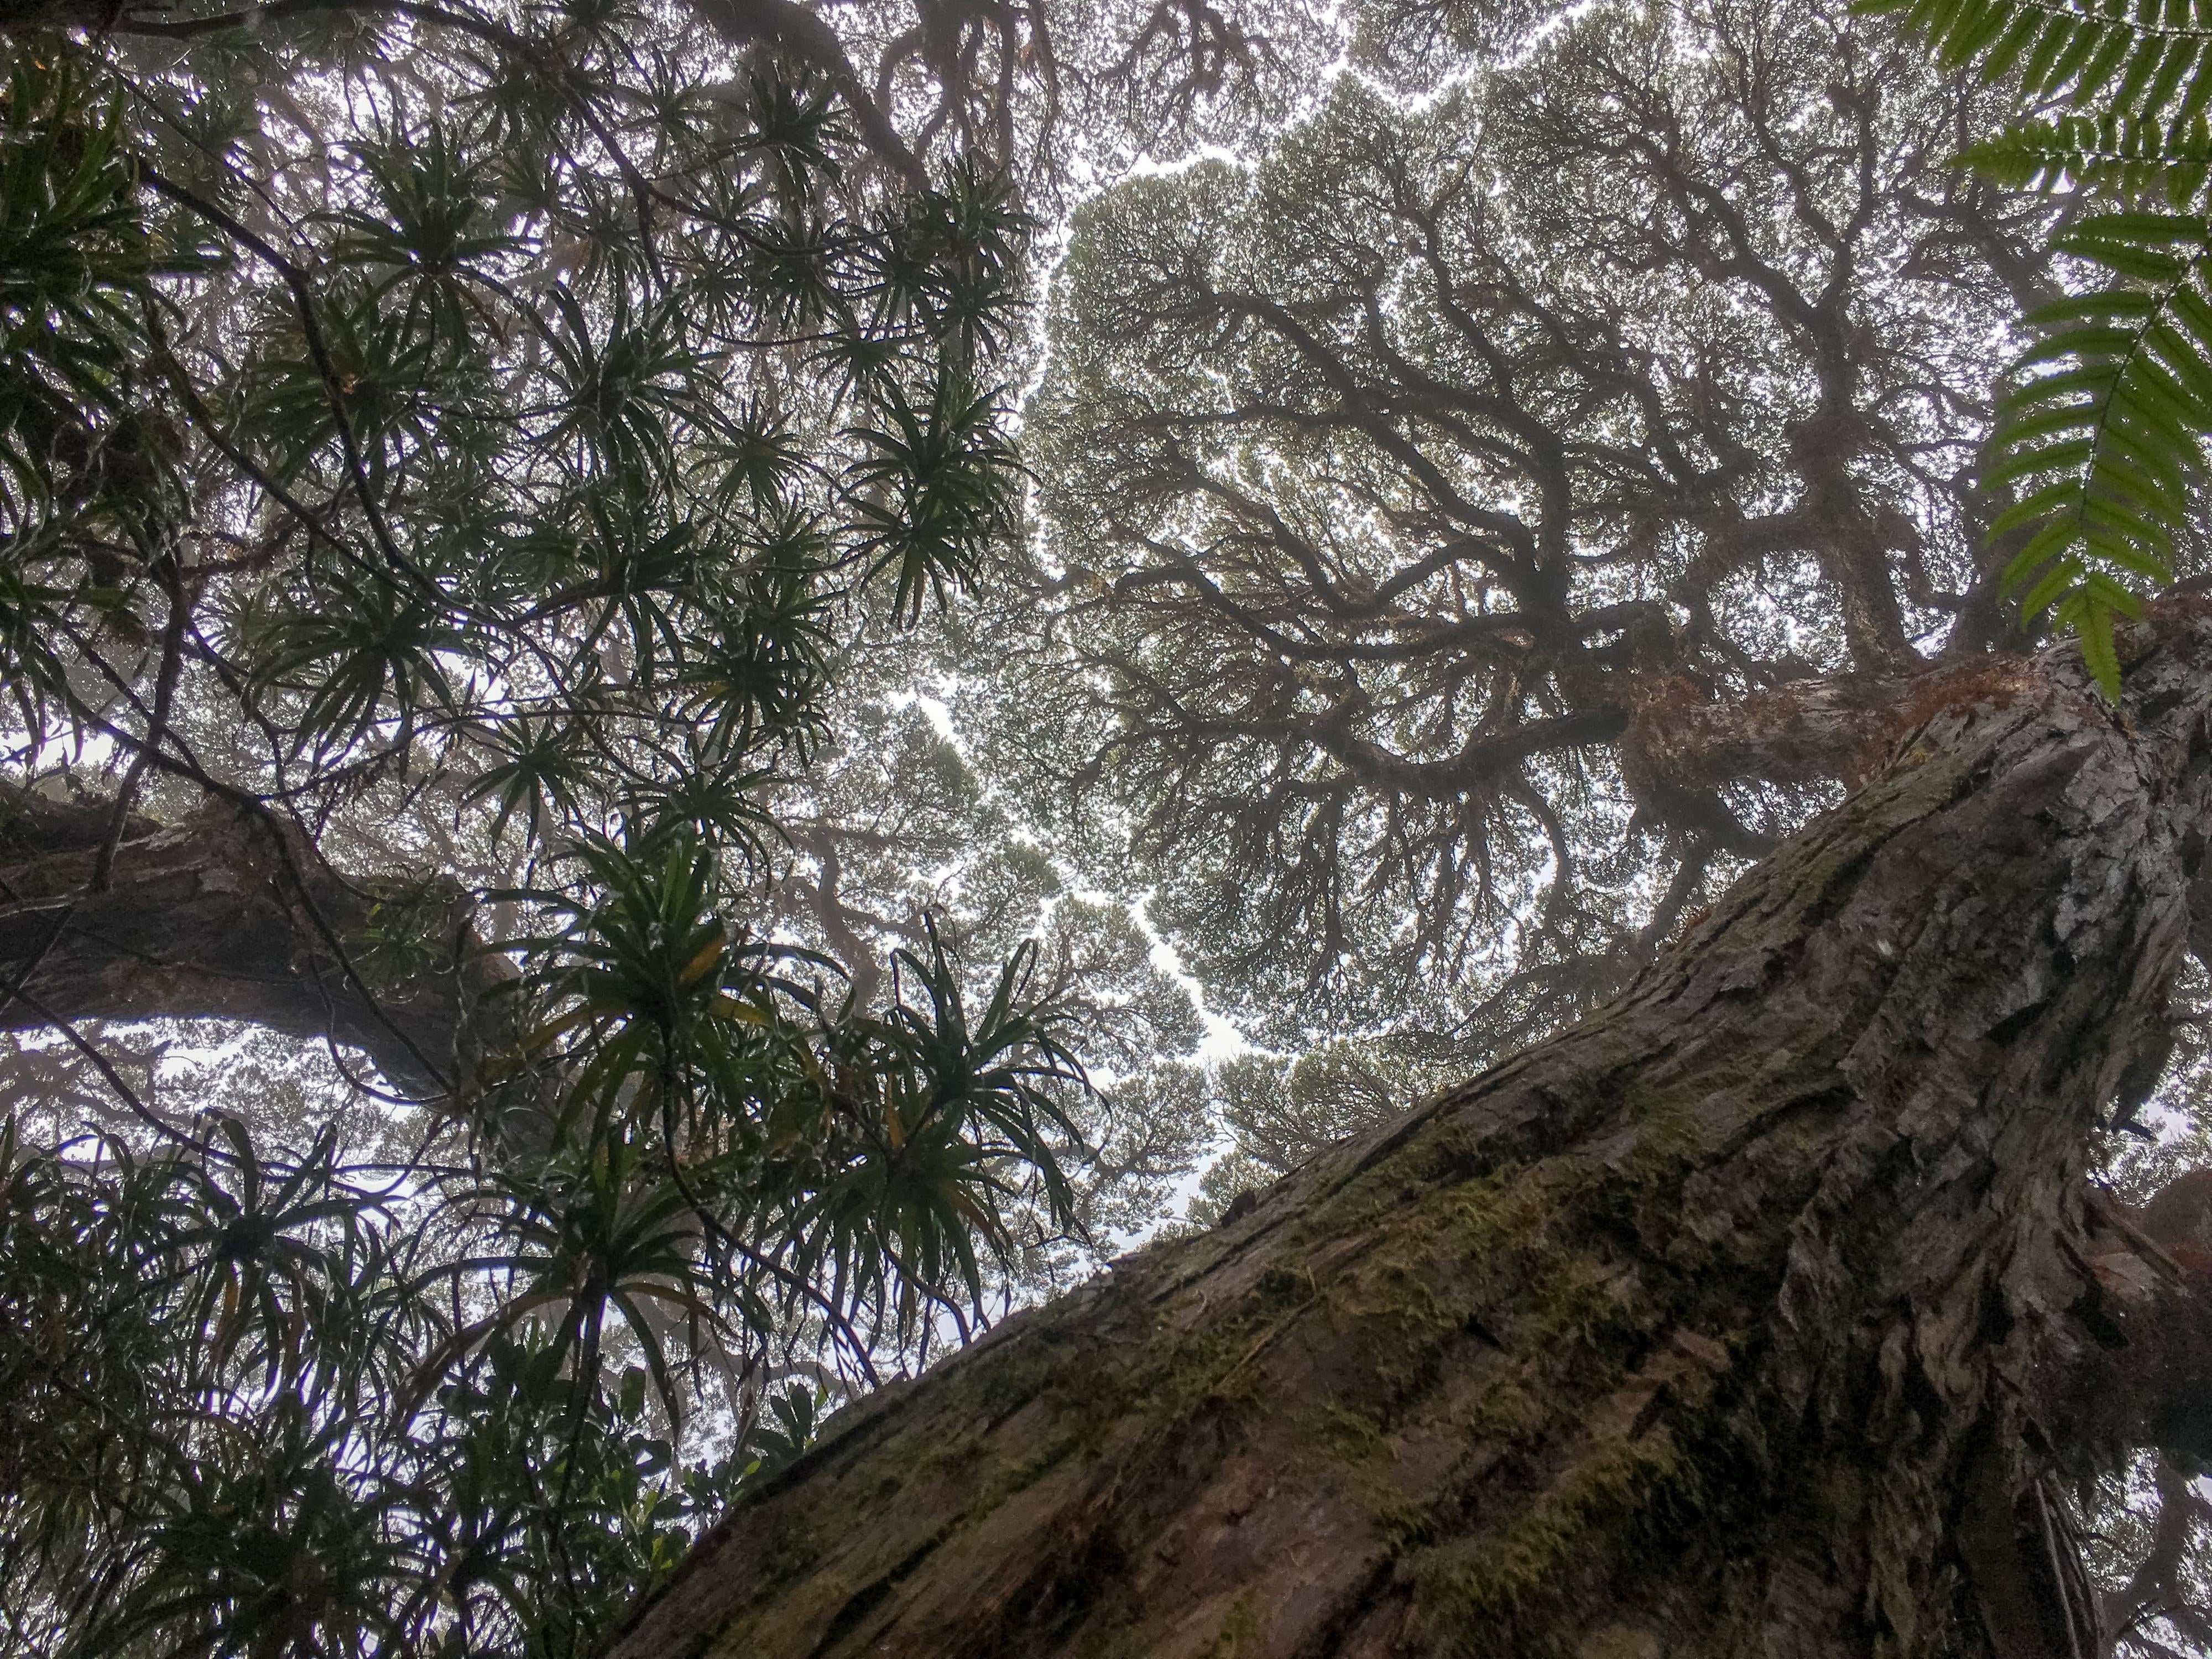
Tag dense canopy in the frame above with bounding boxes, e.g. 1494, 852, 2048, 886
989, 0, 2063, 1055
10, 0, 2212, 1651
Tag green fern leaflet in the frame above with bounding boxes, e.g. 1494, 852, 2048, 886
1887, 0, 2212, 120
1985, 213, 2212, 693
1960, 112, 2212, 199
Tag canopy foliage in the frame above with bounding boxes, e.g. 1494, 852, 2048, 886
13, 0, 2212, 1650
0, 1, 1147, 1651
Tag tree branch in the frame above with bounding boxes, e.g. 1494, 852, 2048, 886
0, 783, 500, 1101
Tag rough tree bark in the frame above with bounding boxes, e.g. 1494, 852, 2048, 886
605, 604, 2212, 1658
0, 785, 494, 1101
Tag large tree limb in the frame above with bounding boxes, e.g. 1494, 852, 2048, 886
0, 785, 493, 1103
1615, 654, 2070, 794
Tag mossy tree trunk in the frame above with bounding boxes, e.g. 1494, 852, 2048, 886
608, 607, 2212, 1659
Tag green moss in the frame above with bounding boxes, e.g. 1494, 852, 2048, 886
1415, 1425, 1691, 1658
988, 1430, 1087, 1501
1316, 1397, 1391, 1453
1202, 1591, 1262, 1657
748, 1520, 826, 1599
1391, 1378, 1787, 1659
1254, 1265, 1306, 1303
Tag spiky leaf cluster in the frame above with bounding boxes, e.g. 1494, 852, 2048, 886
0, 6, 1122, 1653
0, 1114, 739, 1657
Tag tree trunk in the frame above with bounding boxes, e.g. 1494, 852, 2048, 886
607, 604, 2212, 1659
0, 785, 494, 1102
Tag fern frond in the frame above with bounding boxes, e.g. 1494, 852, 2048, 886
1959, 112, 2212, 203
1861, 0, 2212, 127
1981, 211, 2212, 695
1869, 0, 2212, 692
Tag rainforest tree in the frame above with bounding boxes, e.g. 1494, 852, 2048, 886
591, 0, 2212, 1650
20, 0, 2212, 1648
982, 0, 2073, 1062
613, 601, 2212, 1659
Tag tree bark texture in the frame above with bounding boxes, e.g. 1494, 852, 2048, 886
0, 786, 491, 1101
607, 604, 2212, 1658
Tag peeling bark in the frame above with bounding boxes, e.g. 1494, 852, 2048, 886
607, 606, 2212, 1658
0, 786, 494, 1102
